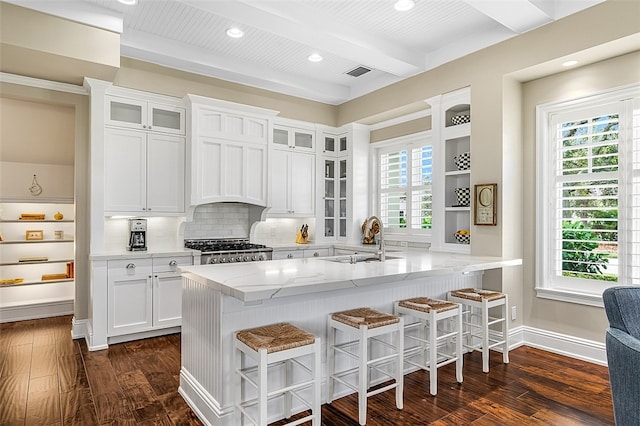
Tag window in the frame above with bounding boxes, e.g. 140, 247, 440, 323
377, 134, 433, 235
536, 85, 640, 306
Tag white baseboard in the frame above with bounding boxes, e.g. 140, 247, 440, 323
483, 325, 606, 366
71, 316, 88, 340
0, 299, 73, 323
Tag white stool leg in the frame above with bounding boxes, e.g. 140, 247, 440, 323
358, 325, 368, 426
284, 359, 292, 419
312, 338, 321, 426
234, 340, 242, 426
502, 295, 510, 365
428, 310, 438, 396
396, 318, 404, 410
455, 305, 463, 383
258, 349, 268, 426
327, 316, 336, 404
482, 300, 490, 373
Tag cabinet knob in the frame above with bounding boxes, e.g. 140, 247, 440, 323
287, 253, 293, 259
169, 260, 178, 266
126, 263, 136, 269
143, 125, 147, 129
148, 126, 152, 130
313, 252, 320, 257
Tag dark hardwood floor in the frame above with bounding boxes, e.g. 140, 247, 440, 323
0, 315, 614, 425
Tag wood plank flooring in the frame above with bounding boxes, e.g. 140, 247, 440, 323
0, 315, 614, 425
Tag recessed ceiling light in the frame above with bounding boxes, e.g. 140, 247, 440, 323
394, 0, 415, 11
117, 0, 137, 5
226, 27, 244, 38
308, 53, 323, 62
562, 60, 579, 67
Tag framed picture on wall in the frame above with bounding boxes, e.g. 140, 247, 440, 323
474, 183, 497, 226
26, 230, 44, 240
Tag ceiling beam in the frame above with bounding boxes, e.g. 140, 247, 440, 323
463, 0, 553, 33
180, 0, 423, 77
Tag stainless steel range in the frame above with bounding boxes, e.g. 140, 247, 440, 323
184, 238, 273, 264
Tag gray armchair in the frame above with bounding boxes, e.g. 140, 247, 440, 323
603, 286, 640, 425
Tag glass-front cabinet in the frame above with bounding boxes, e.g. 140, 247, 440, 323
106, 95, 186, 135
320, 132, 349, 240
272, 124, 315, 152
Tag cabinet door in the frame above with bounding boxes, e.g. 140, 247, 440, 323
147, 134, 185, 213
104, 128, 147, 212
290, 152, 315, 216
244, 144, 267, 205
153, 272, 182, 328
107, 260, 153, 336
269, 149, 291, 214
148, 103, 185, 135
106, 96, 146, 130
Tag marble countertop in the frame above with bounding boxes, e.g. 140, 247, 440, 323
180, 249, 522, 302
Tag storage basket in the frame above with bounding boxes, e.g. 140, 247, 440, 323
455, 233, 470, 244
455, 187, 470, 206
451, 114, 470, 125
454, 152, 470, 170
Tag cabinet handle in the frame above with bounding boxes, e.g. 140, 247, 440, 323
287, 253, 293, 259
169, 260, 178, 266
313, 252, 320, 257
126, 263, 136, 269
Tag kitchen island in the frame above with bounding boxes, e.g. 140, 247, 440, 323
178, 249, 521, 426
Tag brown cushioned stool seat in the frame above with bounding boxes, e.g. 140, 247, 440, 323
449, 288, 506, 302
234, 322, 321, 426
327, 307, 404, 425
394, 297, 463, 396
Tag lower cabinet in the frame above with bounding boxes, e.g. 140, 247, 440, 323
107, 255, 191, 337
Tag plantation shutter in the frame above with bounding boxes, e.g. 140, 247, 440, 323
379, 143, 433, 231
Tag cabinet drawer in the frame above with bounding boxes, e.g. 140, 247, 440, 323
304, 248, 330, 258
152, 255, 193, 272
108, 259, 152, 278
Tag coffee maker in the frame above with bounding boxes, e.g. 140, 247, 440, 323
127, 218, 147, 251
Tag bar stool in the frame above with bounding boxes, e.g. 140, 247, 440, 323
448, 288, 509, 373
234, 322, 321, 426
327, 307, 404, 426
393, 297, 463, 396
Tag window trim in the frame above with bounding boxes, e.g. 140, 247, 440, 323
372, 131, 435, 242
535, 83, 640, 307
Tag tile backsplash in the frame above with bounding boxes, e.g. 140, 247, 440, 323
183, 203, 250, 239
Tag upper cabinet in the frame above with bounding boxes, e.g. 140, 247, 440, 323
272, 124, 315, 153
320, 133, 348, 157
186, 95, 279, 207
106, 95, 186, 135
429, 87, 471, 253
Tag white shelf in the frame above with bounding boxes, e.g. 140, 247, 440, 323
0, 278, 74, 288
0, 219, 74, 223
1, 259, 74, 266
1, 239, 74, 244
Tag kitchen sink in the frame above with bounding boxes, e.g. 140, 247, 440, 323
321, 254, 402, 264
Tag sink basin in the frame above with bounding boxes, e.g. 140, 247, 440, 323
321, 254, 402, 264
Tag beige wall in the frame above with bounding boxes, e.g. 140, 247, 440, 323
369, 116, 431, 143
521, 51, 640, 343
0, 82, 90, 320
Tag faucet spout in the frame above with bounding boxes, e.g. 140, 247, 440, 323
369, 215, 385, 262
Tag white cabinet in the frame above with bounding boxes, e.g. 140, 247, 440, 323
107, 254, 192, 337
187, 96, 275, 206
104, 128, 185, 214
108, 259, 153, 336
273, 124, 315, 152
269, 149, 315, 216
106, 95, 185, 135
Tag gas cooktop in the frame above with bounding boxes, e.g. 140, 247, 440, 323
184, 238, 271, 254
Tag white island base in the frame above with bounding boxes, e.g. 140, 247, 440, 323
178, 259, 488, 425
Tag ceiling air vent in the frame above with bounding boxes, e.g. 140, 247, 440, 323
345, 66, 372, 77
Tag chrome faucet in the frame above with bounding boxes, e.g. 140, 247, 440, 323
369, 215, 385, 262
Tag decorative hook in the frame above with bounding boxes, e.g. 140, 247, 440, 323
29, 174, 43, 196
